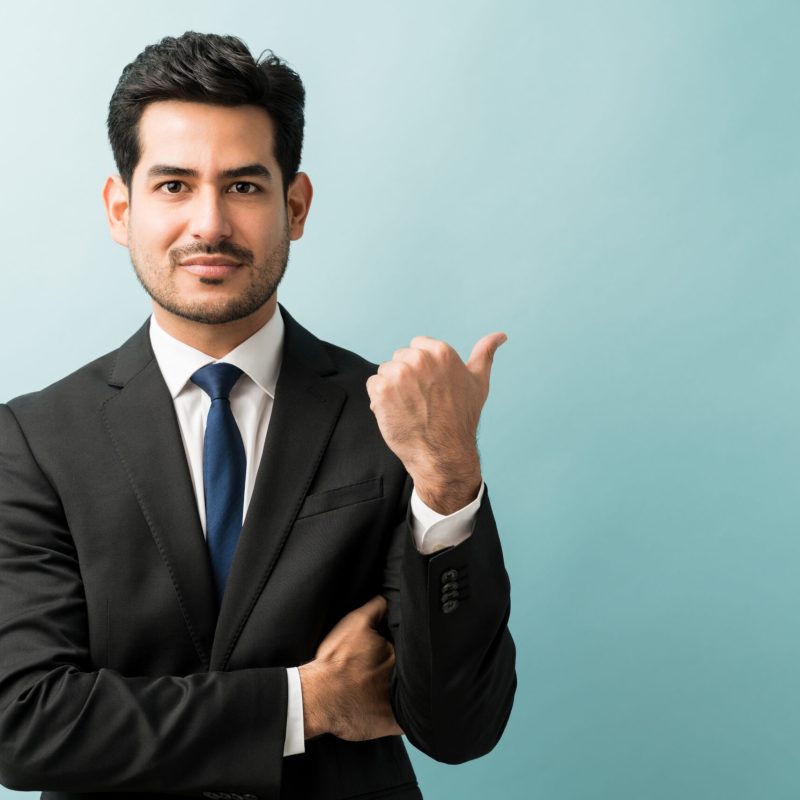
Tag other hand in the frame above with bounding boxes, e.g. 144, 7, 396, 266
299, 595, 403, 741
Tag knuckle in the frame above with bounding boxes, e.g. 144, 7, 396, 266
381, 361, 401, 379
433, 340, 452, 358
407, 349, 425, 368
373, 381, 390, 399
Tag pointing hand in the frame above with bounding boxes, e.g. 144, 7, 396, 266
365, 332, 507, 514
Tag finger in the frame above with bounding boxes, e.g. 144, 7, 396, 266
366, 373, 389, 401
385, 721, 405, 737
365, 374, 378, 404
376, 360, 408, 378
375, 362, 416, 393
391, 347, 425, 367
466, 332, 508, 379
318, 594, 388, 649
358, 594, 388, 626
408, 336, 454, 359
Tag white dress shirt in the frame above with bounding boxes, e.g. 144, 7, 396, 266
148, 307, 482, 756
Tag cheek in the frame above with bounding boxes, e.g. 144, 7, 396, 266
129, 210, 183, 255
253, 217, 290, 255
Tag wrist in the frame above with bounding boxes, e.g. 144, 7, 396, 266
412, 465, 482, 516
298, 661, 329, 739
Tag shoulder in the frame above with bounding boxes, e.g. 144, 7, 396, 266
280, 306, 378, 388
5, 322, 150, 429
318, 338, 377, 381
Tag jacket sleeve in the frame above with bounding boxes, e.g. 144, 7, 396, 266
383, 476, 517, 764
0, 403, 287, 796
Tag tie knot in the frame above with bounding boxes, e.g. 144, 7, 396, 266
191, 363, 244, 401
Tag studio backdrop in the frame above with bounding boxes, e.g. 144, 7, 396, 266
1, 1, 799, 798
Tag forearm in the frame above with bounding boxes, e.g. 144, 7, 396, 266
0, 665, 287, 793
388, 488, 517, 763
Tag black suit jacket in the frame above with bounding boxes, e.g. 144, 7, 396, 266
0, 308, 516, 799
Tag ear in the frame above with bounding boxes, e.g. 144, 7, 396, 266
286, 172, 313, 241
103, 174, 130, 247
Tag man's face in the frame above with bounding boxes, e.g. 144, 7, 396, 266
113, 100, 302, 325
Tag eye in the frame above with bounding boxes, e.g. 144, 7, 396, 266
228, 182, 260, 194
158, 181, 185, 194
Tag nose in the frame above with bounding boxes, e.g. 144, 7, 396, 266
187, 187, 233, 244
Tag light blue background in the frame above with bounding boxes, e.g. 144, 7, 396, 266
1, 1, 799, 798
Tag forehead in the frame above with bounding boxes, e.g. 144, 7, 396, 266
135, 100, 276, 172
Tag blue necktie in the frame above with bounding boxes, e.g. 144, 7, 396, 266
191, 363, 246, 603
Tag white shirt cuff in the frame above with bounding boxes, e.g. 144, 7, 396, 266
409, 481, 484, 554
283, 667, 305, 756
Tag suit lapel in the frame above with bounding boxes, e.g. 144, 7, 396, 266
210, 308, 346, 670
101, 322, 217, 670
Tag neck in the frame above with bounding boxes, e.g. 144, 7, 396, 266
152, 297, 277, 359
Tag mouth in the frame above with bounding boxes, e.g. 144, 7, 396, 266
179, 256, 242, 279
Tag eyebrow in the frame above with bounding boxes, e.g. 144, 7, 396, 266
146, 163, 273, 181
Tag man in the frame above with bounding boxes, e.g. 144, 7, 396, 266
0, 32, 515, 800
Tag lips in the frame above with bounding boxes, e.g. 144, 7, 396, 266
179, 256, 241, 279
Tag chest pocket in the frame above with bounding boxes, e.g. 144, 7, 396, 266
296, 476, 383, 519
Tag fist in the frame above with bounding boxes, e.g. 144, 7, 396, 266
365, 332, 507, 514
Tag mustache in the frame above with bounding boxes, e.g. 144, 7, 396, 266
169, 240, 254, 266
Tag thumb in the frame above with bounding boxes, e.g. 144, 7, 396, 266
467, 332, 508, 379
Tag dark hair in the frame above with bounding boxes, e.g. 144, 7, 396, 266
107, 32, 305, 191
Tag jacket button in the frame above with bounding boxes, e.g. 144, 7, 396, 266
441, 581, 459, 594
441, 569, 459, 584
442, 599, 459, 614
441, 590, 459, 603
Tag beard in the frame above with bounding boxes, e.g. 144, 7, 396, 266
129, 226, 290, 325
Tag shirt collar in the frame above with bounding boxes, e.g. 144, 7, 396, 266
149, 307, 284, 400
